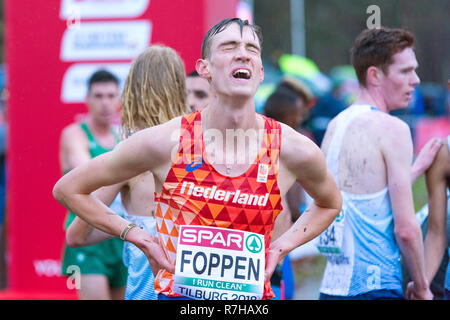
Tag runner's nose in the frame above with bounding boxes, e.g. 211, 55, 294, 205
235, 44, 251, 62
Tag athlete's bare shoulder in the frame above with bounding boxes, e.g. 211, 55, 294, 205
433, 139, 450, 176
320, 116, 338, 154
60, 122, 87, 146
361, 109, 408, 135
368, 111, 411, 149
59, 122, 91, 171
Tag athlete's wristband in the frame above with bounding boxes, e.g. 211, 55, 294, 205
120, 223, 137, 241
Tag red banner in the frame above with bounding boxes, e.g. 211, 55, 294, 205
414, 117, 450, 155
5, 0, 238, 296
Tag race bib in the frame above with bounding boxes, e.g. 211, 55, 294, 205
173, 225, 265, 300
316, 208, 345, 255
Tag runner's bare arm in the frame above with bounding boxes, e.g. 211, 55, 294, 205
60, 124, 91, 172
60, 123, 104, 245
266, 126, 342, 279
382, 119, 432, 299
423, 144, 448, 282
54, 122, 178, 273
65, 183, 124, 247
66, 216, 115, 247
271, 197, 293, 242
411, 137, 442, 184
54, 129, 155, 233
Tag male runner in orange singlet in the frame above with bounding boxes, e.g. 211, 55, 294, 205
53, 18, 342, 300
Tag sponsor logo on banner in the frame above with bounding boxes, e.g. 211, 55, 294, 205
60, 0, 150, 19
33, 259, 62, 277
174, 225, 265, 300
61, 63, 131, 103
60, 20, 151, 61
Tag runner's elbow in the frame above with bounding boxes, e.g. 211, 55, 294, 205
66, 232, 83, 248
65, 224, 90, 248
53, 179, 64, 201
327, 192, 342, 218
394, 223, 421, 243
53, 179, 71, 206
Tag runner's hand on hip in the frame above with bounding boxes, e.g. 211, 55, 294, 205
126, 226, 175, 275
265, 240, 286, 282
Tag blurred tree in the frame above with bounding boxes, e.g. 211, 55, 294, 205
254, 0, 449, 84
253, 0, 292, 64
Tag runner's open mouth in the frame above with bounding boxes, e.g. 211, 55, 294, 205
232, 69, 251, 79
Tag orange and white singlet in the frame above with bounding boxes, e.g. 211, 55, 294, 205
154, 111, 283, 300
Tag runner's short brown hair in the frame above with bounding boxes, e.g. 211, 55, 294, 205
350, 27, 415, 87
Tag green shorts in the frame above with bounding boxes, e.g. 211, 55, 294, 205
61, 213, 128, 288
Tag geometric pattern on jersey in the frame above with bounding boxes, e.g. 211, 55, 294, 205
154, 110, 283, 300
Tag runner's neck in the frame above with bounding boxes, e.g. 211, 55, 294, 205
354, 88, 388, 113
204, 103, 259, 134
87, 116, 114, 136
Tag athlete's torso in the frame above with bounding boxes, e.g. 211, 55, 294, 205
318, 105, 402, 297
321, 105, 389, 195
120, 171, 156, 217
79, 122, 118, 157
153, 111, 283, 299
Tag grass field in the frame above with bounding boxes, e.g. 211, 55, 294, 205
413, 175, 428, 211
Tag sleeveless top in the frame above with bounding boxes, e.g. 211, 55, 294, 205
153, 111, 283, 300
318, 104, 402, 296
80, 122, 119, 158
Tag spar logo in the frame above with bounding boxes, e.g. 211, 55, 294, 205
180, 226, 244, 251
245, 234, 262, 253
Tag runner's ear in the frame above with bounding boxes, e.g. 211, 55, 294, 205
196, 59, 211, 81
366, 65, 382, 87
